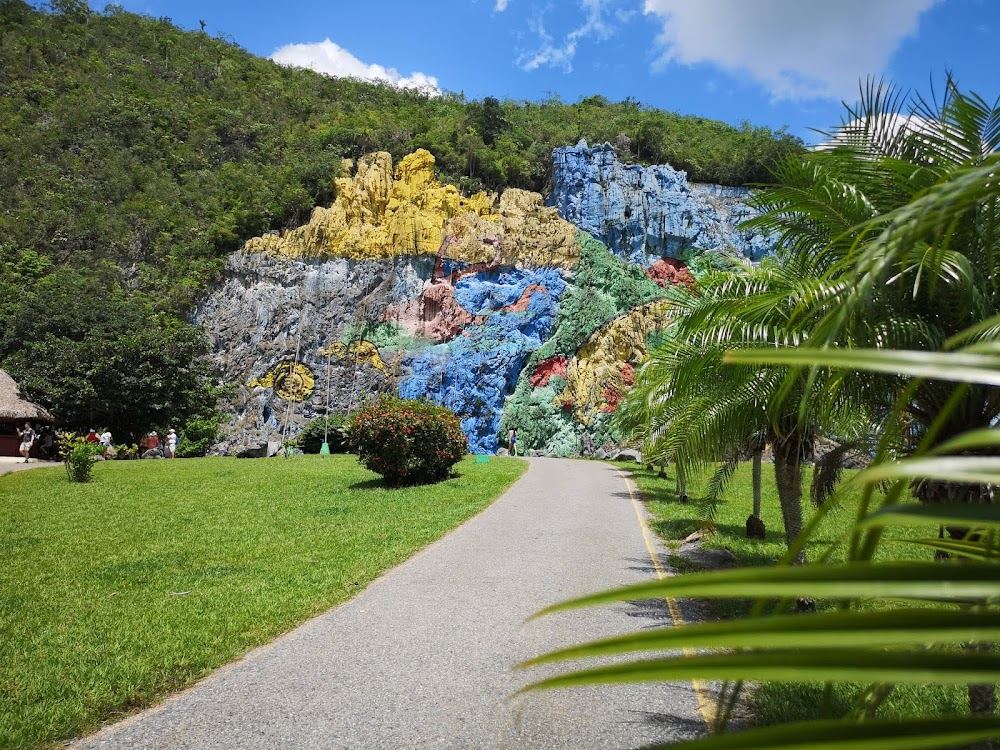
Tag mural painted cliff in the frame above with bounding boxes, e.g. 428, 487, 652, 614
195, 144, 770, 455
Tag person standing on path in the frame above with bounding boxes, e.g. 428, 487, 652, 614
508, 428, 518, 456
16, 422, 34, 462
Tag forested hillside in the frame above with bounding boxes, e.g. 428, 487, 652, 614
0, 0, 802, 440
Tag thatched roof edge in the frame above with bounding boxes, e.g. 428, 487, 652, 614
0, 369, 55, 422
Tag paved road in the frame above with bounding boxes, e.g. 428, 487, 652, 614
0, 456, 59, 476
75, 458, 709, 749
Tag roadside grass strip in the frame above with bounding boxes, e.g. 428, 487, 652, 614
624, 462, 968, 728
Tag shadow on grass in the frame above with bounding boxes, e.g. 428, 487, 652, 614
348, 478, 387, 490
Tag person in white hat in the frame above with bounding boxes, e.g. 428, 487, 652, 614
166, 428, 178, 458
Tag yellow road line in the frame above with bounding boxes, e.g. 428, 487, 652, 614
617, 469, 717, 729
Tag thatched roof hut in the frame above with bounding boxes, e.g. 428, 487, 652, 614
0, 369, 54, 422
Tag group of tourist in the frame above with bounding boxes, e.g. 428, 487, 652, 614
15, 424, 180, 462
16, 422, 56, 462
84, 427, 116, 459
139, 429, 179, 458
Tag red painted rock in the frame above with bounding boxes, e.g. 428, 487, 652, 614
602, 385, 624, 413
645, 258, 696, 289
531, 355, 569, 387
502, 284, 549, 313
621, 362, 635, 387
384, 280, 487, 343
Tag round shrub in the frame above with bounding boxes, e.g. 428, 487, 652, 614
350, 396, 468, 486
297, 414, 351, 454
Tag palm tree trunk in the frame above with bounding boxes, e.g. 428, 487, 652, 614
745, 447, 767, 539
677, 463, 688, 503
772, 438, 806, 564
752, 448, 763, 520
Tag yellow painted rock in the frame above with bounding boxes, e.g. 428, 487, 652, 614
248, 362, 315, 402
244, 150, 579, 269
320, 340, 389, 376
558, 301, 671, 424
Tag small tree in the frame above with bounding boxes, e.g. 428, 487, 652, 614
62, 433, 102, 482
350, 396, 467, 486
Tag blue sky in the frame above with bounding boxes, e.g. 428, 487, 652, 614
75, 0, 998, 146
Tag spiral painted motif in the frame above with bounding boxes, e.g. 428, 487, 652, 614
248, 362, 315, 402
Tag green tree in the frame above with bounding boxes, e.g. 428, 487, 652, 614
617, 260, 868, 559
1, 265, 219, 442
745, 77, 1000, 505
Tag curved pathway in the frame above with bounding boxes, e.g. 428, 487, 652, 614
76, 458, 709, 749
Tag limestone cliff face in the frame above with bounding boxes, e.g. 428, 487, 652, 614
246, 149, 580, 269
193, 251, 424, 452
550, 140, 772, 266
197, 146, 769, 456
397, 266, 569, 453
196, 153, 579, 454
557, 300, 670, 425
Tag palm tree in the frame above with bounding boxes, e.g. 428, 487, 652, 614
746, 76, 1000, 479
617, 257, 868, 560
523, 78, 1000, 749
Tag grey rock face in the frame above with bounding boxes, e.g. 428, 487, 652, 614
194, 252, 430, 451
235, 443, 269, 459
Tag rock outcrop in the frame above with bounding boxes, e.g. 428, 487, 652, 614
193, 251, 416, 453
196, 155, 579, 455
247, 150, 580, 269
557, 300, 671, 425
397, 266, 569, 453
499, 236, 669, 457
550, 140, 771, 267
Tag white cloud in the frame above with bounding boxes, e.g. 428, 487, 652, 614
495, 0, 509, 11
815, 114, 936, 151
643, 0, 943, 101
517, 0, 623, 72
270, 39, 441, 96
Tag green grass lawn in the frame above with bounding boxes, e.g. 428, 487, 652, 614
0, 454, 526, 750
625, 461, 967, 727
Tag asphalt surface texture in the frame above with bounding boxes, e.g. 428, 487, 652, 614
75, 457, 710, 749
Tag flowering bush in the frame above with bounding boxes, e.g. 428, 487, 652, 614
349, 396, 468, 486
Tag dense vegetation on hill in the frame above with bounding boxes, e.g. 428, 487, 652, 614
0, 0, 802, 439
